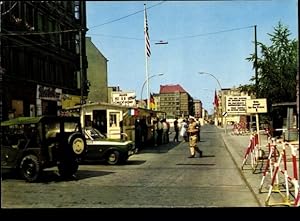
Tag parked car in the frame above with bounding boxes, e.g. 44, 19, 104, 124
1, 116, 87, 182
83, 127, 136, 165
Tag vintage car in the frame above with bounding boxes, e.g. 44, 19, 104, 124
83, 127, 136, 165
1, 116, 87, 182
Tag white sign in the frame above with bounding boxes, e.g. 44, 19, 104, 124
111, 91, 136, 107
246, 98, 267, 113
226, 96, 250, 114
37, 85, 62, 101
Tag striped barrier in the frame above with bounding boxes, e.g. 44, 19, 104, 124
241, 132, 267, 173
264, 142, 299, 207
259, 137, 279, 193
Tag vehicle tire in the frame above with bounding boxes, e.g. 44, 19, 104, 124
106, 150, 120, 165
68, 133, 86, 156
58, 159, 79, 178
19, 154, 41, 182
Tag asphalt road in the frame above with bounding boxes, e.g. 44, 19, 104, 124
1, 124, 260, 208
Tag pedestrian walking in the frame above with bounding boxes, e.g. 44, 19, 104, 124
162, 118, 169, 144
179, 119, 188, 142
173, 117, 179, 142
187, 117, 202, 158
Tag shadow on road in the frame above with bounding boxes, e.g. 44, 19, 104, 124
176, 163, 216, 166
138, 141, 180, 154
1, 169, 115, 183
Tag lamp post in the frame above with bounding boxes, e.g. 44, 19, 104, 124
198, 72, 223, 127
140, 73, 164, 108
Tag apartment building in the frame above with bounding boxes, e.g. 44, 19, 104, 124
1, 1, 87, 120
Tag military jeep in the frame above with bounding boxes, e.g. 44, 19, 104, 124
1, 116, 87, 182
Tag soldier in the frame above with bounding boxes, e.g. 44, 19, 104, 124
187, 117, 202, 158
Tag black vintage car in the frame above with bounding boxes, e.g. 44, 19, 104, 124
1, 116, 87, 182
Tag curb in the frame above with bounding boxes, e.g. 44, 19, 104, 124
221, 133, 264, 207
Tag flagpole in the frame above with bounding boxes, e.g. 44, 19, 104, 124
144, 4, 150, 109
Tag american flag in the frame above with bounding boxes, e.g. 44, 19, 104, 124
144, 5, 151, 57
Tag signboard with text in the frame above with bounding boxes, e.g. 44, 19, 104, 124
246, 98, 267, 113
226, 96, 250, 114
111, 91, 136, 107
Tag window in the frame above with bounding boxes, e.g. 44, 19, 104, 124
109, 113, 118, 127
37, 12, 44, 32
12, 100, 24, 117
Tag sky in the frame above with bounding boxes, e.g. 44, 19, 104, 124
86, 0, 298, 114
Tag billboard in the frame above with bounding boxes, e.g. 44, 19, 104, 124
226, 96, 250, 114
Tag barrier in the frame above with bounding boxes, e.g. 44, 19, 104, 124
259, 137, 280, 193
241, 132, 266, 173
295, 190, 300, 207
264, 142, 299, 207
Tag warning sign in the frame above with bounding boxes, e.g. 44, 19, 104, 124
226, 96, 250, 114
246, 98, 267, 113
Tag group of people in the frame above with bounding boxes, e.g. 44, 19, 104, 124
136, 116, 203, 158
152, 118, 170, 146
173, 117, 203, 158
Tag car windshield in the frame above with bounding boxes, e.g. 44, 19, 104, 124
85, 128, 106, 140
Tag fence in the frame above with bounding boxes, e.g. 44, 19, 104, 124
241, 129, 299, 207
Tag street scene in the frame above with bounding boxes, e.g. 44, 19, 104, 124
0, 1, 299, 209
2, 125, 261, 208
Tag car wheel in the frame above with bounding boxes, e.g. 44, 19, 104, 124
68, 133, 86, 156
19, 154, 41, 182
58, 159, 79, 178
106, 150, 120, 165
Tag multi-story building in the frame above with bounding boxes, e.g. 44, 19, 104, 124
108, 86, 121, 104
85, 36, 108, 104
193, 99, 202, 118
1, 1, 87, 120
159, 84, 193, 118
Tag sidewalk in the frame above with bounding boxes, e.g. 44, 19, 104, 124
221, 125, 299, 207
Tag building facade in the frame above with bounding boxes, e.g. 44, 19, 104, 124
193, 99, 202, 118
1, 1, 87, 120
85, 36, 108, 104
159, 84, 193, 118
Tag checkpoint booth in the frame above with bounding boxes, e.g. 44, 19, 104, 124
61, 102, 127, 140
61, 103, 166, 145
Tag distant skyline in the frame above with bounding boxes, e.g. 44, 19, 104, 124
86, 0, 298, 114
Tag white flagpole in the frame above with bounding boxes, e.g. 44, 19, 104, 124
144, 4, 150, 109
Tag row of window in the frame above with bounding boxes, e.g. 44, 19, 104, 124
2, 1, 81, 52
2, 46, 78, 89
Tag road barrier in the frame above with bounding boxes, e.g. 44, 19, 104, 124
264, 142, 299, 207
239, 128, 299, 207
241, 132, 266, 173
259, 136, 279, 193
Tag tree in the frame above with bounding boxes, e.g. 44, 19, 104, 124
243, 22, 298, 119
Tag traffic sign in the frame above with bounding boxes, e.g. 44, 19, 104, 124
246, 98, 267, 113
222, 111, 228, 117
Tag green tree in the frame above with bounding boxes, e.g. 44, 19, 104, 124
242, 22, 298, 120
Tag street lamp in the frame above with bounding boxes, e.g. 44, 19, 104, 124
198, 72, 223, 127
140, 73, 164, 108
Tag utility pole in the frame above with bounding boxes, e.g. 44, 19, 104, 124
0, 1, 2, 72
254, 25, 258, 98
79, 28, 84, 105
0, 2, 3, 121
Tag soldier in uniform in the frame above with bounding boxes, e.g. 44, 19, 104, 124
187, 117, 202, 158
